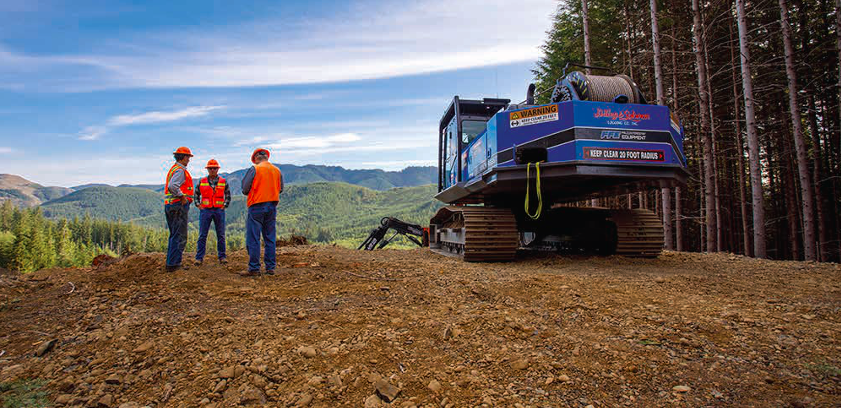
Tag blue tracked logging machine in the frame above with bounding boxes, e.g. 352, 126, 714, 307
428, 70, 688, 261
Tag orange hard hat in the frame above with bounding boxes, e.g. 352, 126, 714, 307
206, 159, 220, 168
251, 148, 270, 164
173, 146, 193, 156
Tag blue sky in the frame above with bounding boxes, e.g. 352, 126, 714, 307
0, 0, 556, 187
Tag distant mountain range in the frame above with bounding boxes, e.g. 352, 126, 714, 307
0, 174, 73, 208
0, 165, 437, 207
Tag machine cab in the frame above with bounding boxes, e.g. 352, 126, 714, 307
438, 97, 510, 192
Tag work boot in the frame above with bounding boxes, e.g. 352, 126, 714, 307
264, 269, 275, 276
194, 259, 203, 266
164, 265, 180, 273
219, 258, 228, 265
239, 270, 260, 277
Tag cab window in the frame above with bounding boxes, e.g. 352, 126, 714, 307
461, 120, 486, 144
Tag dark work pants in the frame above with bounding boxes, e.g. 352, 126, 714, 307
246, 202, 277, 272
165, 202, 190, 267
196, 208, 226, 261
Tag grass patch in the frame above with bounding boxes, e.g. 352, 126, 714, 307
806, 361, 841, 377
0, 379, 50, 408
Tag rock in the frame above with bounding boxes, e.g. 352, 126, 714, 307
117, 403, 141, 408
364, 394, 383, 408
672, 385, 691, 393
251, 374, 268, 389
161, 383, 174, 402
133, 341, 154, 353
199, 398, 210, 405
213, 380, 227, 393
298, 346, 317, 358
654, 276, 666, 283
295, 393, 313, 407
510, 359, 530, 370
427, 379, 442, 392
234, 365, 246, 378
0, 364, 23, 380
558, 374, 570, 382
240, 387, 266, 404
328, 374, 343, 389
35, 339, 57, 356
307, 376, 324, 387
219, 366, 236, 379
97, 394, 114, 408
544, 377, 554, 385
55, 394, 73, 404
374, 379, 401, 402
105, 374, 122, 385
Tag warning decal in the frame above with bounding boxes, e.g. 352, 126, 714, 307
509, 105, 558, 128
583, 147, 665, 162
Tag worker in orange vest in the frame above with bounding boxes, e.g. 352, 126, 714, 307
164, 147, 194, 272
193, 159, 231, 266
240, 148, 283, 276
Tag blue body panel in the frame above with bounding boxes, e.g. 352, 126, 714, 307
461, 100, 685, 185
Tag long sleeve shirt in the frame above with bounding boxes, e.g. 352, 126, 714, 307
194, 176, 231, 209
167, 163, 187, 197
241, 165, 283, 197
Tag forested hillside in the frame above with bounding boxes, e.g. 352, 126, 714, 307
33, 182, 439, 255
40, 187, 163, 223
535, 0, 841, 261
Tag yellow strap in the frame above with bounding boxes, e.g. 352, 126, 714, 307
524, 162, 542, 220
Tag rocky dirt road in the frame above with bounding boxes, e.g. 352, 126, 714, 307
1, 245, 839, 407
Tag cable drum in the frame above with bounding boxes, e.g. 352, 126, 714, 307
561, 71, 644, 104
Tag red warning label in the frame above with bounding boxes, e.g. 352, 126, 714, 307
583, 147, 665, 161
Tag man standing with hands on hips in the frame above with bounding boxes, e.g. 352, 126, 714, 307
164, 147, 194, 272
194, 159, 231, 266
240, 148, 283, 276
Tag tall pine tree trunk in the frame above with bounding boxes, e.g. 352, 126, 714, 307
704, 42, 723, 252
582, 0, 592, 73
671, 22, 684, 252
779, 0, 817, 260
650, 0, 672, 250
692, 0, 716, 252
807, 95, 828, 261
736, 0, 768, 258
730, 20, 751, 256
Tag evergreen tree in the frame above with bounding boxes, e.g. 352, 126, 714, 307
0, 200, 13, 231
12, 211, 32, 272
55, 219, 75, 266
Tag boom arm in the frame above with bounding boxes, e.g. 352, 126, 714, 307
359, 217, 428, 250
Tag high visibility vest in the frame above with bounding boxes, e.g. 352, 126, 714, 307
247, 161, 281, 207
199, 176, 226, 209
164, 163, 194, 205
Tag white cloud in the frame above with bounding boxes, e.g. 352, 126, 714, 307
109, 106, 222, 126
0, 147, 13, 154
266, 133, 363, 150
0, 0, 555, 90
79, 105, 223, 140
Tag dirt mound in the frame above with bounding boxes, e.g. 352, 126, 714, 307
279, 234, 308, 247
1, 247, 839, 407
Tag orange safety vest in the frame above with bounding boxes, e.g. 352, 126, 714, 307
199, 176, 226, 209
247, 161, 281, 207
164, 163, 194, 205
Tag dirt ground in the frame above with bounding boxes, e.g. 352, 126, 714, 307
0, 245, 839, 407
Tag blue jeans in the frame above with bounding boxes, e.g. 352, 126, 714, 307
246, 202, 277, 272
196, 208, 226, 261
165, 202, 190, 267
